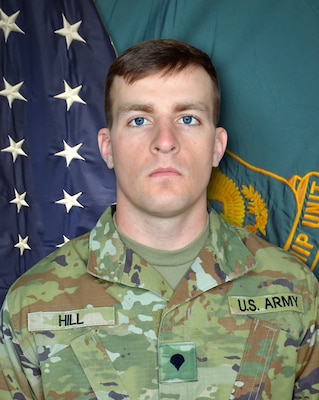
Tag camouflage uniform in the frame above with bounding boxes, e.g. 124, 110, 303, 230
0, 206, 318, 399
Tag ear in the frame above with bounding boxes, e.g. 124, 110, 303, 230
212, 127, 227, 167
98, 128, 114, 169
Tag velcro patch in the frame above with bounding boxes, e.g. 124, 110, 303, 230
158, 342, 197, 383
28, 307, 115, 331
228, 294, 303, 315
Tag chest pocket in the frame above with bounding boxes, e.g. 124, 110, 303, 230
70, 325, 159, 400
71, 330, 130, 399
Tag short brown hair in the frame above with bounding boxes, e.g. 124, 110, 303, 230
104, 39, 220, 127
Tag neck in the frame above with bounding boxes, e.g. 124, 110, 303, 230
114, 203, 209, 251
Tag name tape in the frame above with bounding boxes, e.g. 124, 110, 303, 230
228, 294, 303, 315
28, 306, 115, 331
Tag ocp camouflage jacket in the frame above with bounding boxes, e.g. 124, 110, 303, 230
0, 207, 318, 399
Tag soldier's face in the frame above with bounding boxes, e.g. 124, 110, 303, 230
99, 66, 227, 220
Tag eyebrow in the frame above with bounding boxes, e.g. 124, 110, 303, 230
173, 102, 210, 113
117, 103, 154, 115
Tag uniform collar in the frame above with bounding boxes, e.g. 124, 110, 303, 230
87, 207, 257, 302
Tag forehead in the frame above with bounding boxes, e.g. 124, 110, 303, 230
110, 66, 215, 106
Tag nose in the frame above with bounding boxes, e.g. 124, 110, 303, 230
151, 120, 180, 154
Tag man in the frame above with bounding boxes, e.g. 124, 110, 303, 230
0, 39, 318, 399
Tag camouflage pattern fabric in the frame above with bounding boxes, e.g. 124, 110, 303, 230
0, 206, 318, 399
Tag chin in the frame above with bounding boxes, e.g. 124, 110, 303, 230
144, 202, 192, 218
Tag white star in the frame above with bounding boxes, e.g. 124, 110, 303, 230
54, 80, 86, 111
0, 78, 27, 108
54, 140, 85, 166
14, 235, 31, 256
54, 13, 86, 49
0, 9, 24, 42
10, 189, 29, 213
56, 235, 70, 248
1, 135, 28, 162
55, 190, 83, 213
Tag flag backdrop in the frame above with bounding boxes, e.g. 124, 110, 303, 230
0, 0, 116, 305
96, 0, 319, 280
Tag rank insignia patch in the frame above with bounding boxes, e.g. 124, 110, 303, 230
158, 342, 197, 383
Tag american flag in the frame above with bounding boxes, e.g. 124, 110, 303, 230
0, 0, 116, 305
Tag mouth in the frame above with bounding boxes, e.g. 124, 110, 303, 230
149, 167, 181, 178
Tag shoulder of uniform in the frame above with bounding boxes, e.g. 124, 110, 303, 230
6, 231, 90, 298
236, 228, 319, 289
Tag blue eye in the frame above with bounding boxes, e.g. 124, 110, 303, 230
179, 115, 198, 125
130, 117, 148, 126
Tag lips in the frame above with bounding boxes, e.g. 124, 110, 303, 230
149, 167, 181, 178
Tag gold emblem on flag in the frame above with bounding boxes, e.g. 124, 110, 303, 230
208, 168, 268, 236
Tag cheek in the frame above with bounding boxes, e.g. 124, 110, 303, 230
112, 151, 130, 176
189, 156, 214, 184
113, 147, 141, 181
198, 143, 215, 166
111, 141, 133, 164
